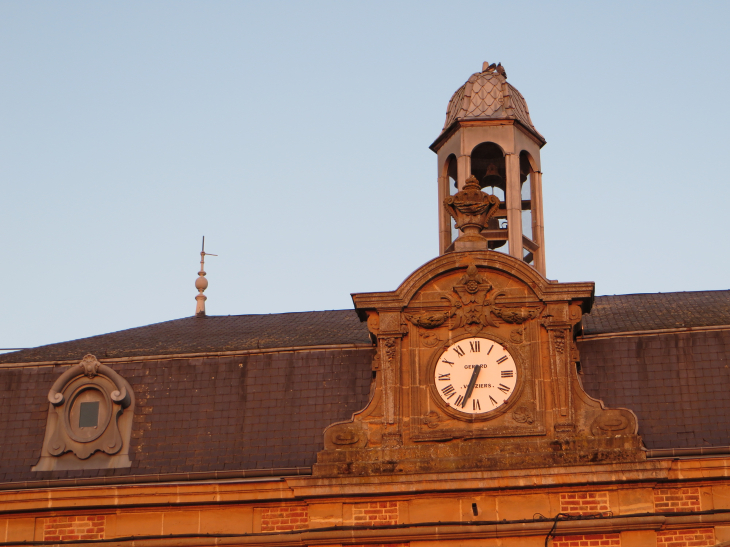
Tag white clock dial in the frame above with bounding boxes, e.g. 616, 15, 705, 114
434, 337, 518, 414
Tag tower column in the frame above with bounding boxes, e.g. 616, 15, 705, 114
456, 154, 471, 190
505, 153, 522, 259
438, 168, 451, 254
532, 171, 546, 275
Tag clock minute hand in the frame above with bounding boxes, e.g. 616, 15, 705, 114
462, 365, 482, 408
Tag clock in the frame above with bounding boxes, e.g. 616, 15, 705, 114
433, 337, 518, 415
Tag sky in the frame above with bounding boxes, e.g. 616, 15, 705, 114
1, 1, 729, 350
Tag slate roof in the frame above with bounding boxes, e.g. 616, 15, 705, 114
0, 291, 729, 484
2, 291, 728, 365
581, 290, 730, 335
0, 349, 374, 483
578, 328, 730, 449
0, 310, 372, 364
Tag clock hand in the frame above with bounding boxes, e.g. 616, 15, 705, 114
462, 365, 482, 408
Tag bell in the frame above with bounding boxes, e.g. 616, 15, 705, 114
482, 162, 504, 188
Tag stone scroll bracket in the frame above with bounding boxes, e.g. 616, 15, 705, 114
32, 355, 135, 472
321, 311, 407, 451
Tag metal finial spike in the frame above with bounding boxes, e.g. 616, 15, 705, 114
195, 236, 217, 317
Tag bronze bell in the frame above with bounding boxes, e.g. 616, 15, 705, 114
482, 161, 504, 188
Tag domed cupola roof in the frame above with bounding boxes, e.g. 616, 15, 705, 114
441, 62, 544, 143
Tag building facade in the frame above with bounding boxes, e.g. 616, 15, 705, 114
1, 63, 730, 547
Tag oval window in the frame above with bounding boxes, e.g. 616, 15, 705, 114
66, 386, 111, 443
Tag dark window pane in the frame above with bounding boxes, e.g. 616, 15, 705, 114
79, 401, 99, 428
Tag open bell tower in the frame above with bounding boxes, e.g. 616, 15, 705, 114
430, 62, 547, 275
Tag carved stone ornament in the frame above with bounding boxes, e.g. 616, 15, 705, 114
404, 311, 450, 329
423, 410, 442, 429
443, 263, 495, 335
420, 331, 441, 348
590, 410, 636, 437
443, 175, 501, 250
491, 304, 541, 324
512, 404, 535, 425
32, 355, 135, 472
324, 422, 367, 449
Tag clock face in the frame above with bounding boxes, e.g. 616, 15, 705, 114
434, 337, 518, 415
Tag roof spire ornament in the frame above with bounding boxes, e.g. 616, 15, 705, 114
195, 236, 217, 317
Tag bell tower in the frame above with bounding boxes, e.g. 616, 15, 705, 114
314, 62, 644, 479
430, 62, 547, 276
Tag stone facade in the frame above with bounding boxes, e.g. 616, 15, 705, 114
1, 63, 729, 547
316, 252, 643, 477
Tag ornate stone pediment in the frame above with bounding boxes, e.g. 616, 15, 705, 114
315, 251, 643, 477
33, 355, 135, 471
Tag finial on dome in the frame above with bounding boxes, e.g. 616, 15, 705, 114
195, 236, 217, 317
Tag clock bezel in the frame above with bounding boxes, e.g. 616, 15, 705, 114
427, 333, 525, 422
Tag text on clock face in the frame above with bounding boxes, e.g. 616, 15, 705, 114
433, 337, 518, 415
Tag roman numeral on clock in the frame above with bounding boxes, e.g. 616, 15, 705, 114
496, 355, 508, 364
455, 395, 465, 407
441, 384, 456, 399
453, 345, 465, 357
497, 383, 511, 394
473, 399, 481, 411
438, 373, 450, 381
469, 340, 480, 353
489, 395, 498, 406
441, 359, 454, 365
501, 370, 514, 378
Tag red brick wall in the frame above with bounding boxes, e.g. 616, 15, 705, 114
551, 533, 620, 547
656, 528, 714, 546
560, 492, 610, 515
353, 501, 399, 526
43, 516, 105, 541
654, 488, 701, 513
260, 505, 309, 532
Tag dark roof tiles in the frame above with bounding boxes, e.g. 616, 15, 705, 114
578, 328, 730, 449
0, 348, 374, 483
0, 310, 372, 364
1, 291, 728, 364
581, 290, 730, 335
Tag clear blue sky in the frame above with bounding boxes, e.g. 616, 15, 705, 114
1, 1, 728, 350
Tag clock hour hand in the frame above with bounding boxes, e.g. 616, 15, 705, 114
462, 365, 482, 408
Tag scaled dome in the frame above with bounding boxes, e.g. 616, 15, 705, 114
442, 63, 543, 142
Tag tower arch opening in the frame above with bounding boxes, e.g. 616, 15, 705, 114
471, 142, 507, 252
444, 154, 459, 243
519, 150, 542, 268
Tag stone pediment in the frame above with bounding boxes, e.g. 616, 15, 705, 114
314, 251, 643, 477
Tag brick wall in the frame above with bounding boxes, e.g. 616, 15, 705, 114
43, 516, 105, 541
656, 528, 714, 546
551, 533, 620, 547
260, 506, 309, 532
353, 501, 399, 526
654, 488, 701, 513
560, 492, 610, 515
